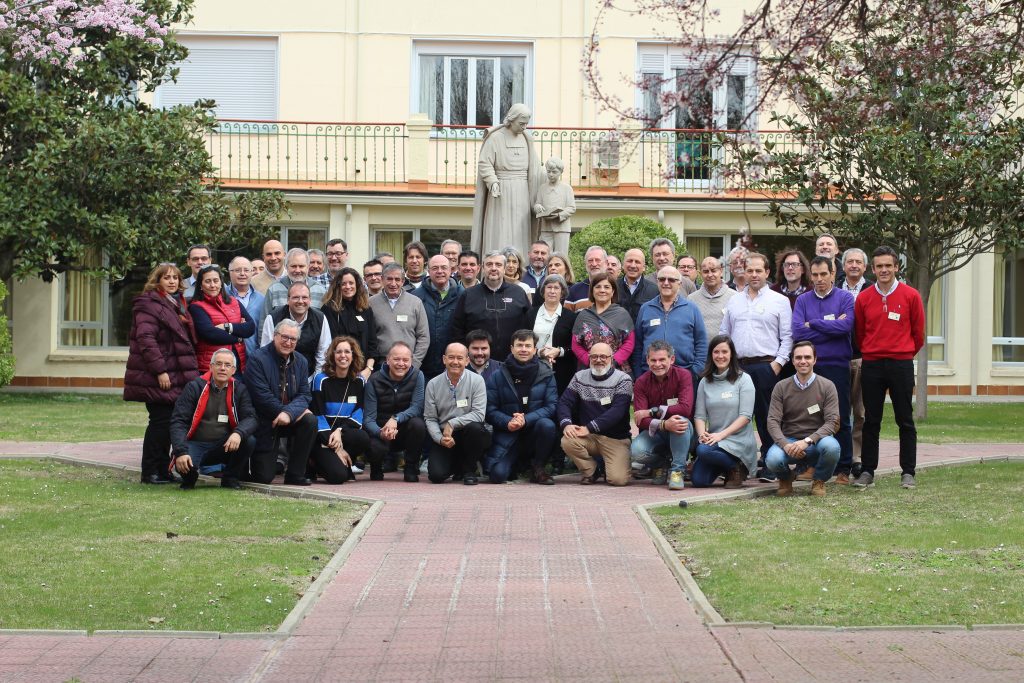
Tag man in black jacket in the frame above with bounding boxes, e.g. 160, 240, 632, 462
244, 319, 317, 486
449, 251, 530, 355
170, 348, 257, 490
616, 248, 659, 321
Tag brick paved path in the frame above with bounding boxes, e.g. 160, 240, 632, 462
2, 439, 1023, 682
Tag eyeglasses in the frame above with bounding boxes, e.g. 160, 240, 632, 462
784, 262, 802, 269
657, 277, 680, 283
211, 361, 235, 369
589, 354, 611, 361
364, 271, 383, 278
276, 334, 299, 344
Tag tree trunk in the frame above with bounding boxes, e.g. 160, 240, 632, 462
912, 268, 933, 422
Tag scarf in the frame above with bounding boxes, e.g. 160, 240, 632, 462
504, 354, 540, 401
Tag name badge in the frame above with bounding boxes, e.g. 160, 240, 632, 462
502, 297, 514, 303
396, 314, 409, 322
888, 312, 901, 321
666, 398, 678, 406
522, 396, 529, 405
456, 399, 469, 408
347, 396, 358, 403
600, 396, 612, 406
217, 414, 229, 423
649, 318, 661, 327
823, 314, 836, 321
356, 315, 364, 322
721, 391, 733, 399
807, 404, 820, 415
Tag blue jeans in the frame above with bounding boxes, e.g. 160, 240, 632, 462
630, 420, 693, 474
692, 444, 740, 487
185, 435, 254, 481
766, 436, 840, 481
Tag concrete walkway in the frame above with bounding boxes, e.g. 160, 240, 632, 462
1, 439, 1023, 682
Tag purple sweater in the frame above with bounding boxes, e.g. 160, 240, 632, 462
791, 287, 855, 367
557, 368, 633, 440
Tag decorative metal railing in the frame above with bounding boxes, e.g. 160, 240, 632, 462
207, 121, 407, 185
204, 119, 802, 194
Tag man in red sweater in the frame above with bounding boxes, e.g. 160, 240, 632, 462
852, 246, 925, 489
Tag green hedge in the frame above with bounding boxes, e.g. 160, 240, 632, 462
0, 280, 14, 387
568, 215, 683, 277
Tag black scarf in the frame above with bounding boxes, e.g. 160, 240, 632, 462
505, 354, 540, 402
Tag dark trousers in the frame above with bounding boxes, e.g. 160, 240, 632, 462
180, 435, 255, 485
487, 418, 557, 484
368, 417, 428, 467
251, 412, 318, 483
740, 361, 780, 458
142, 402, 174, 479
861, 358, 917, 476
428, 422, 492, 483
816, 363, 853, 474
691, 444, 740, 487
309, 426, 378, 484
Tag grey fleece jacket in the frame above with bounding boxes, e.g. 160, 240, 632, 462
423, 370, 488, 443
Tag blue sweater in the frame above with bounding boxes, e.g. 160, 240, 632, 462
631, 295, 708, 376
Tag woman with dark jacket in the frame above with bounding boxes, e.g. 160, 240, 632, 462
320, 267, 377, 377
188, 265, 255, 373
124, 263, 199, 484
524, 274, 577, 395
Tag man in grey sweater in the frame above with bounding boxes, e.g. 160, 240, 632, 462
688, 256, 736, 341
765, 340, 841, 497
368, 262, 430, 367
424, 343, 491, 485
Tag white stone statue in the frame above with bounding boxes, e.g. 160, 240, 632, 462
471, 103, 542, 255
533, 156, 576, 256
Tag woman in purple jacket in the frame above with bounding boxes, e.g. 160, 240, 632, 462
123, 264, 200, 484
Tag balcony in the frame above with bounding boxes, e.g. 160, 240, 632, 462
206, 118, 799, 198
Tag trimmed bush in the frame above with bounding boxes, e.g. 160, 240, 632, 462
568, 215, 683, 277
0, 280, 13, 387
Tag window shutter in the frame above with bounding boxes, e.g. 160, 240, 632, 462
157, 40, 278, 120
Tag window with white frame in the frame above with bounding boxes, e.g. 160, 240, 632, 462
993, 246, 1024, 363
59, 251, 149, 348
414, 43, 531, 127
155, 36, 278, 120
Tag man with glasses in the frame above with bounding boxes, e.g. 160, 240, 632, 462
771, 249, 810, 310
411, 255, 464, 379
244, 319, 318, 486
170, 348, 256, 490
689, 256, 736, 340
368, 262, 430, 368
326, 239, 349, 278
362, 259, 385, 297
677, 254, 699, 286
183, 244, 211, 299
566, 245, 609, 310
558, 342, 634, 486
450, 251, 530, 358
261, 282, 331, 382
439, 239, 462, 270
632, 266, 707, 380
226, 256, 265, 361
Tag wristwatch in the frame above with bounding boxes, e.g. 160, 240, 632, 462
804, 437, 813, 445
650, 406, 662, 418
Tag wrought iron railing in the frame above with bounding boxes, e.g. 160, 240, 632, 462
207, 121, 407, 185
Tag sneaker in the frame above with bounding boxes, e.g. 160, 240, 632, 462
633, 465, 653, 480
851, 462, 863, 479
651, 468, 668, 486
901, 473, 916, 489
668, 471, 685, 490
851, 471, 874, 488
757, 467, 777, 483
777, 479, 793, 497
632, 451, 667, 467
795, 467, 814, 481
463, 474, 478, 486
350, 464, 364, 475
811, 480, 826, 497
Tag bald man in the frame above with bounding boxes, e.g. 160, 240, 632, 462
251, 240, 286, 294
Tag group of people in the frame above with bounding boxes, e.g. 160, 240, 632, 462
124, 231, 924, 497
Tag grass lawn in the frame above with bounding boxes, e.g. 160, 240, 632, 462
653, 461, 1024, 627
879, 402, 1024, 443
0, 459, 367, 632
0, 393, 146, 442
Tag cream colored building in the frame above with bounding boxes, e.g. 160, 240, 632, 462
7, 0, 1024, 394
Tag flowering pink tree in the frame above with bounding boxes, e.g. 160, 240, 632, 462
0, 0, 166, 66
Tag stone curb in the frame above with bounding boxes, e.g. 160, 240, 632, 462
93, 630, 221, 638
969, 624, 1024, 631
838, 625, 967, 632
0, 629, 89, 636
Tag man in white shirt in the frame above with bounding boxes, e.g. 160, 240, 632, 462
720, 252, 793, 480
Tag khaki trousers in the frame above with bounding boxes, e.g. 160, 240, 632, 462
561, 433, 631, 486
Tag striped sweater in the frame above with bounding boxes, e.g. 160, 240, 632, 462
556, 368, 633, 440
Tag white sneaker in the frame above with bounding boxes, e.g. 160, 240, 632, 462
350, 464, 364, 475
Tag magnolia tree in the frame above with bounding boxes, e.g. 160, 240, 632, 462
586, 0, 1024, 415
0, 0, 286, 284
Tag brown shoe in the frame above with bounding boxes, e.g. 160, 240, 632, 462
579, 473, 597, 485
795, 467, 814, 481
724, 464, 748, 489
777, 479, 793, 497
811, 480, 827, 496
834, 472, 850, 485
531, 467, 555, 485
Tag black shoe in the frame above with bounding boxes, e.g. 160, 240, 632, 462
283, 477, 312, 486
463, 474, 478, 486
403, 466, 419, 483
851, 462, 863, 479
179, 469, 199, 490
220, 477, 242, 490
141, 474, 171, 485
756, 467, 777, 483
370, 463, 384, 481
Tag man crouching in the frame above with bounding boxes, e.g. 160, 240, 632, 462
170, 348, 257, 490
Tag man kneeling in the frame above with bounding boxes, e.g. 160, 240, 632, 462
170, 348, 257, 489
766, 340, 841, 497
558, 342, 634, 485
424, 343, 491, 484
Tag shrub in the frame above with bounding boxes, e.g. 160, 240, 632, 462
0, 280, 14, 387
568, 215, 683, 277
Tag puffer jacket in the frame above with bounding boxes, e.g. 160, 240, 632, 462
123, 291, 199, 405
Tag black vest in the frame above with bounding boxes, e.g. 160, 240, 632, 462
366, 367, 419, 426
270, 307, 325, 375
